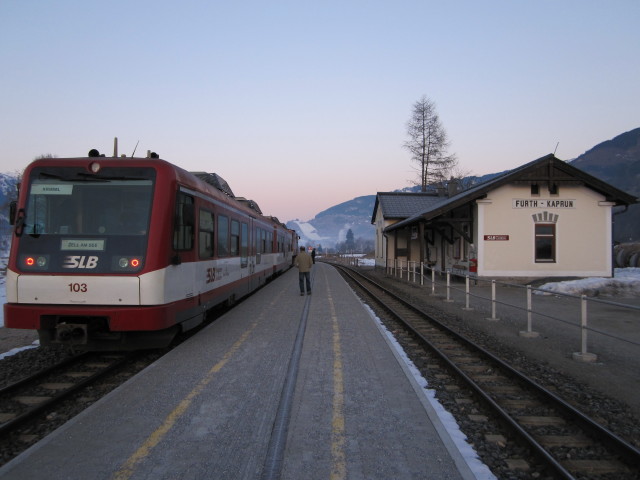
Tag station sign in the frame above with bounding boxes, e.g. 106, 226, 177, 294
512, 199, 575, 208
484, 235, 509, 241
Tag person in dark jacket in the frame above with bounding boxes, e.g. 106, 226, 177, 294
295, 246, 313, 295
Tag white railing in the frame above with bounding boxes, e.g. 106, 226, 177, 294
373, 259, 640, 364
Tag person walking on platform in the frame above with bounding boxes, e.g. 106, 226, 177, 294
295, 246, 313, 295
311, 247, 316, 264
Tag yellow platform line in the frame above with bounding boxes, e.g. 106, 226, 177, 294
328, 288, 347, 480
112, 293, 283, 480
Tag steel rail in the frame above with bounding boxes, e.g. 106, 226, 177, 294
335, 264, 640, 478
0, 352, 88, 396
0, 354, 130, 437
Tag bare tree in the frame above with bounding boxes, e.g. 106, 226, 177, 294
449, 164, 476, 191
404, 96, 457, 191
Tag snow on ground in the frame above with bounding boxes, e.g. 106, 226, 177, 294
0, 343, 38, 360
535, 268, 640, 297
341, 255, 639, 297
290, 220, 330, 243
0, 257, 38, 359
0, 291, 4, 327
365, 303, 497, 480
1, 263, 637, 331
340, 253, 375, 267
0, 259, 636, 467
347, 259, 640, 295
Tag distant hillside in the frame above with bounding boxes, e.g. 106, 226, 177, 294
569, 127, 640, 242
289, 128, 640, 249
286, 196, 376, 251
570, 127, 640, 196
1, 129, 637, 254
286, 171, 512, 250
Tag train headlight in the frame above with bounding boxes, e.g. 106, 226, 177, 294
113, 256, 143, 271
21, 255, 49, 271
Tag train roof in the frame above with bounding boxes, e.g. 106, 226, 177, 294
22, 154, 290, 228
235, 197, 263, 215
190, 172, 235, 197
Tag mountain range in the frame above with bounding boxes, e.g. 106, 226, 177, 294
287, 127, 640, 249
570, 128, 640, 242
1, 128, 638, 253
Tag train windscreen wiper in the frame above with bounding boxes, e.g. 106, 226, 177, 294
76, 172, 149, 181
38, 172, 107, 182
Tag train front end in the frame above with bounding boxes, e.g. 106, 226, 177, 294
4, 157, 175, 350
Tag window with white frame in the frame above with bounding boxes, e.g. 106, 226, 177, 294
532, 211, 558, 263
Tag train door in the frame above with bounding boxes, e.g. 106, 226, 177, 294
272, 225, 278, 276
241, 219, 250, 274
172, 191, 198, 316
248, 217, 258, 290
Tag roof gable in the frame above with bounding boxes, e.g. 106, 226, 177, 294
384, 154, 638, 232
371, 192, 448, 223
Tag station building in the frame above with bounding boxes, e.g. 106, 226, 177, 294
371, 154, 637, 281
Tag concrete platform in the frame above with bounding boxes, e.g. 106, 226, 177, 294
0, 263, 481, 480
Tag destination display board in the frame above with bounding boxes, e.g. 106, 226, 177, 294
61, 239, 106, 251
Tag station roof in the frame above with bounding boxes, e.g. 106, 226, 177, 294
379, 154, 638, 233
371, 192, 448, 223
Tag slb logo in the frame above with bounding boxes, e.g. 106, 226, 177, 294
206, 267, 216, 283
63, 255, 99, 269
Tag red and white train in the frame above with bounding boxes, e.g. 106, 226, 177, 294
4, 151, 298, 350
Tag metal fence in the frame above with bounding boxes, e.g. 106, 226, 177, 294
360, 258, 640, 365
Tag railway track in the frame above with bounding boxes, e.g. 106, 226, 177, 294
0, 304, 229, 467
334, 264, 640, 480
0, 351, 154, 465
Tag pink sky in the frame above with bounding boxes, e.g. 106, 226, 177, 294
2, 1, 638, 222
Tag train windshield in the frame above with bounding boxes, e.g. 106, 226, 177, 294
16, 166, 156, 274
24, 167, 154, 237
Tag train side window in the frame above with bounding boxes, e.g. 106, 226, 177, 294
218, 215, 229, 257
230, 220, 240, 256
241, 222, 248, 267
199, 209, 214, 259
174, 192, 194, 251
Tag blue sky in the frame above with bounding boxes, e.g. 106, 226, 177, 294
1, 1, 638, 221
